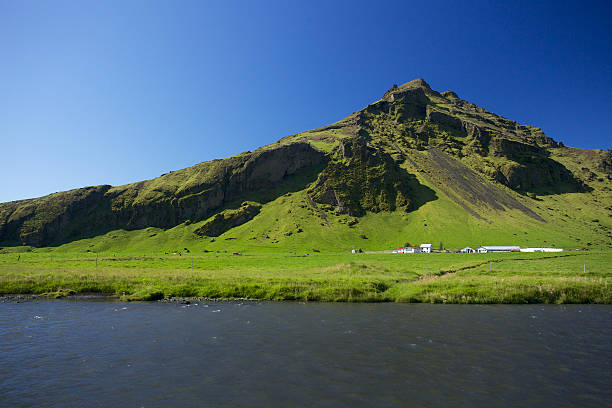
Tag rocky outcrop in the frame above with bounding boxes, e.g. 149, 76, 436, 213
531, 131, 564, 147
0, 186, 111, 247
464, 122, 491, 143
441, 90, 460, 101
489, 138, 545, 159
381, 85, 430, 106
596, 150, 612, 174
462, 122, 492, 155
307, 137, 428, 216
427, 108, 463, 130
495, 161, 578, 191
381, 84, 399, 100
487, 138, 582, 192
194, 202, 261, 237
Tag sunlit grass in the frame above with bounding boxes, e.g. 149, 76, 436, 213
0, 251, 609, 303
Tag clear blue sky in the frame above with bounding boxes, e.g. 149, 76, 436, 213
1, 0, 611, 202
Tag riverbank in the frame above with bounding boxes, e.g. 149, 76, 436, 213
0, 251, 609, 303
0, 294, 256, 303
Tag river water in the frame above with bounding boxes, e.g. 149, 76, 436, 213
0, 301, 610, 408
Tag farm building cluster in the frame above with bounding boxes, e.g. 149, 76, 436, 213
460, 246, 563, 253
394, 244, 433, 254
393, 245, 563, 254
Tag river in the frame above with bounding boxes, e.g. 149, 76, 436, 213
1, 301, 610, 407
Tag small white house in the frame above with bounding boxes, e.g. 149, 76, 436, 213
520, 248, 563, 253
476, 246, 520, 253
460, 247, 475, 253
397, 246, 421, 254
420, 244, 433, 253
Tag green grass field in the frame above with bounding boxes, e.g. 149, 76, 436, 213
1, 250, 609, 303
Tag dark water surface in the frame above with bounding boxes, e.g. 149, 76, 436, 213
1, 301, 610, 408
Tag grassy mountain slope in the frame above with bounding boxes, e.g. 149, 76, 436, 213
1, 79, 610, 254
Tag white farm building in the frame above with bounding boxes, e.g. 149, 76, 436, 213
420, 244, 433, 253
396, 244, 434, 254
397, 246, 420, 254
476, 246, 520, 253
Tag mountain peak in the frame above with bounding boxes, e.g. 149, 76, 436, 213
381, 78, 433, 101
399, 78, 432, 91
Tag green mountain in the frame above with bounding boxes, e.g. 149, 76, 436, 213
1, 79, 611, 253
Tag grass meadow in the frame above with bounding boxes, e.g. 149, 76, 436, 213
0, 250, 609, 303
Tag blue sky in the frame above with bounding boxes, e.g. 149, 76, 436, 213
1, 0, 610, 202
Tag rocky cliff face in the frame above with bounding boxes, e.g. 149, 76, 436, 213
0, 186, 111, 247
307, 137, 428, 216
0, 143, 326, 246
487, 138, 581, 191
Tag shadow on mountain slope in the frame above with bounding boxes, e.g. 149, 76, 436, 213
486, 138, 588, 195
